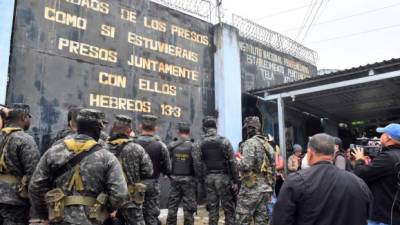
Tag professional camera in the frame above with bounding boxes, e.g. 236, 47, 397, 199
350, 136, 381, 158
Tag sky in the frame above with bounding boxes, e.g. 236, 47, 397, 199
0, 0, 13, 104
222, 0, 400, 70
1, 0, 399, 103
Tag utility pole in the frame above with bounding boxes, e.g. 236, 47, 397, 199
216, 0, 222, 24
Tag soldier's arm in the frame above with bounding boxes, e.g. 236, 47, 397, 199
19, 135, 40, 181
105, 154, 129, 210
28, 151, 53, 219
223, 138, 239, 183
191, 141, 203, 180
192, 141, 205, 181
160, 142, 172, 175
138, 146, 153, 178
238, 140, 256, 173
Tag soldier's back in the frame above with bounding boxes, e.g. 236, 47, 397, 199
29, 134, 127, 225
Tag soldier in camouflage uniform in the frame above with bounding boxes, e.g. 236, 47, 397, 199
197, 116, 239, 225
50, 106, 81, 146
166, 123, 201, 225
235, 116, 275, 225
134, 115, 171, 225
106, 115, 153, 225
0, 103, 40, 225
29, 108, 128, 225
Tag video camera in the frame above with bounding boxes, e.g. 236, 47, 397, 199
350, 136, 381, 158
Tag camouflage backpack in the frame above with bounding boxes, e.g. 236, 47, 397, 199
254, 135, 276, 189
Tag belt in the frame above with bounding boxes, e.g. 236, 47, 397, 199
0, 174, 21, 184
207, 170, 226, 174
64, 196, 96, 206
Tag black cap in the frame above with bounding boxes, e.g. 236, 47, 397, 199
141, 114, 158, 127
115, 114, 132, 124
77, 108, 105, 128
11, 103, 31, 117
202, 116, 217, 128
177, 122, 190, 133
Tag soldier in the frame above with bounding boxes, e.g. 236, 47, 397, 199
106, 115, 153, 225
0, 103, 40, 225
236, 116, 275, 225
197, 116, 239, 225
166, 123, 201, 225
29, 108, 128, 225
50, 106, 81, 145
134, 115, 171, 225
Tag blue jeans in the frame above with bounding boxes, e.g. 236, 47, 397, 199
368, 220, 389, 225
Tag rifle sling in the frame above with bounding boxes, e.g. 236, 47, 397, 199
53, 144, 102, 179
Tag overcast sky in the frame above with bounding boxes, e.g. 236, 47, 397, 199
0, 0, 13, 104
223, 0, 400, 69
1, 0, 399, 103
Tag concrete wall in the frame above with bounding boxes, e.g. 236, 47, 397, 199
213, 24, 242, 150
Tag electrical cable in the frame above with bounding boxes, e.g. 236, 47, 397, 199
295, 0, 321, 41
306, 23, 400, 44
256, 1, 322, 20
300, 0, 329, 43
284, 2, 400, 32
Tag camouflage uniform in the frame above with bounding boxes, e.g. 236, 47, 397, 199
166, 124, 202, 225
29, 109, 128, 225
106, 115, 153, 225
0, 104, 40, 225
51, 128, 76, 146
236, 117, 275, 225
50, 107, 81, 146
197, 117, 239, 225
135, 115, 171, 225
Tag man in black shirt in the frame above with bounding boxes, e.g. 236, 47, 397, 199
273, 133, 372, 225
354, 123, 400, 225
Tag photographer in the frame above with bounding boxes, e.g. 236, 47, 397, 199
353, 123, 400, 225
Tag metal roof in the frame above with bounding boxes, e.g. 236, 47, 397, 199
251, 58, 400, 95
255, 58, 400, 123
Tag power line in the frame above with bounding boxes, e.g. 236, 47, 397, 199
296, 0, 319, 41
256, 1, 321, 20
306, 23, 400, 44
300, 0, 329, 43
284, 2, 400, 32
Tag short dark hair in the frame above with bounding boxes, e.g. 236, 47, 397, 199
179, 127, 190, 134
111, 122, 130, 135
67, 106, 81, 123
141, 123, 155, 132
7, 111, 24, 122
308, 133, 335, 155
334, 137, 343, 152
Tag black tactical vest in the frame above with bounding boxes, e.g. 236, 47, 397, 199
201, 137, 226, 172
135, 138, 163, 179
171, 141, 194, 176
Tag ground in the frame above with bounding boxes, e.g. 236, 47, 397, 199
159, 205, 226, 225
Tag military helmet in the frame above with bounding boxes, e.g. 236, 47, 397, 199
177, 122, 190, 133
115, 114, 132, 124
77, 108, 105, 128
141, 114, 158, 127
202, 116, 217, 128
243, 116, 261, 130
